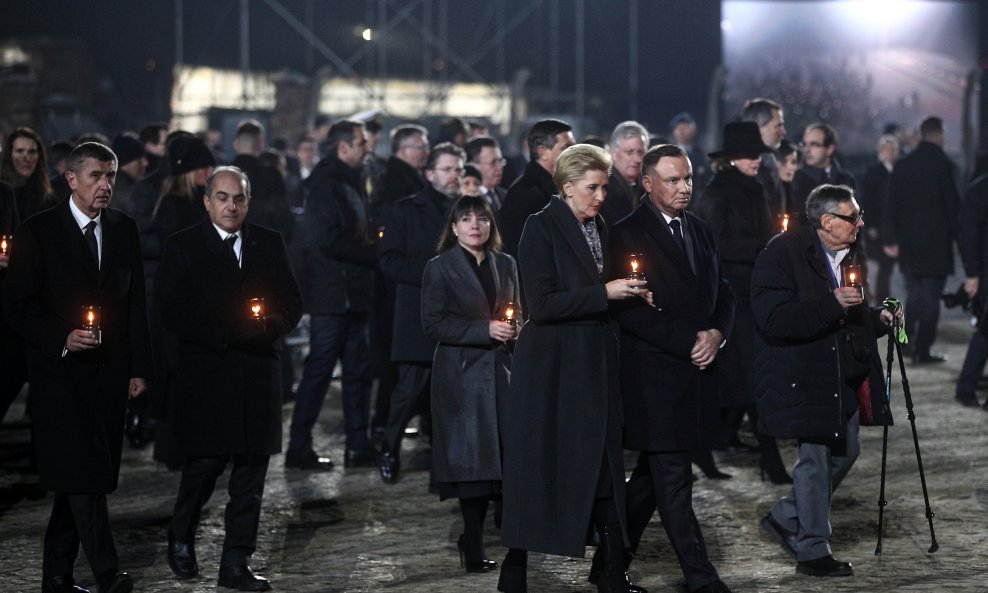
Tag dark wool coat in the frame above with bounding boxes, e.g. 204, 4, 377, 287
959, 174, 988, 281
370, 156, 425, 229
497, 160, 556, 259
886, 141, 961, 276
751, 225, 892, 440
421, 248, 519, 484
608, 202, 735, 450
599, 171, 640, 229
378, 186, 454, 362
3, 200, 152, 493
500, 198, 627, 558
156, 221, 301, 456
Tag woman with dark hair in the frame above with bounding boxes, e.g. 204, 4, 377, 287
1, 127, 54, 221
498, 144, 648, 593
420, 194, 519, 573
777, 139, 801, 219
696, 121, 792, 484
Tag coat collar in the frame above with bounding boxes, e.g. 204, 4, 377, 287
545, 197, 608, 281
199, 219, 249, 276
521, 160, 557, 200
439, 246, 506, 305
634, 196, 695, 282
55, 198, 101, 280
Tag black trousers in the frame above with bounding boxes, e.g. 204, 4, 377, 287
170, 454, 269, 567
43, 492, 118, 583
383, 362, 431, 455
625, 451, 719, 591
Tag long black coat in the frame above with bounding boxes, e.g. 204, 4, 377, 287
751, 225, 892, 440
371, 156, 425, 229
500, 198, 627, 558
497, 160, 556, 259
599, 171, 640, 229
300, 156, 376, 315
886, 141, 960, 276
156, 221, 301, 456
421, 248, 519, 484
3, 199, 152, 493
959, 173, 988, 282
608, 203, 735, 450
378, 186, 453, 362
791, 162, 856, 221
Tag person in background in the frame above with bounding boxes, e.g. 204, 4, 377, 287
601, 121, 648, 227
1, 127, 54, 221
861, 134, 899, 302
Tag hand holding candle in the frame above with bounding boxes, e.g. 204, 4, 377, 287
248, 298, 265, 320
841, 263, 864, 299
627, 253, 646, 281
491, 300, 519, 342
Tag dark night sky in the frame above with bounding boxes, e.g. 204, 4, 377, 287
0, 1, 722, 135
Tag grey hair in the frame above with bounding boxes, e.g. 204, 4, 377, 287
741, 98, 782, 127
806, 184, 854, 229
205, 165, 252, 198
876, 134, 899, 153
609, 120, 649, 148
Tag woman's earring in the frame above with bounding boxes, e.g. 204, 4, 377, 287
730, 160, 736, 167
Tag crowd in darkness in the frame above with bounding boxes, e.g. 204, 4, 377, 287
0, 97, 985, 593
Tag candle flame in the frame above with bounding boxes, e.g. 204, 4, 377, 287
251, 304, 261, 315
782, 215, 789, 232
1, 235, 7, 253
505, 307, 514, 320
87, 311, 95, 325
630, 260, 638, 273
378, 230, 384, 239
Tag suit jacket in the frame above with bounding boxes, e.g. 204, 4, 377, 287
501, 198, 627, 558
608, 200, 735, 451
378, 186, 454, 362
421, 248, 519, 484
156, 220, 301, 456
498, 160, 557, 259
3, 199, 152, 492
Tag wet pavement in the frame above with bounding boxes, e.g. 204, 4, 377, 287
2, 292, 988, 592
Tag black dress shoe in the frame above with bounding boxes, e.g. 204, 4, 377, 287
913, 351, 947, 364
691, 579, 733, 593
795, 554, 853, 577
97, 571, 132, 593
43, 575, 90, 593
218, 564, 271, 591
956, 392, 980, 407
284, 450, 334, 471
760, 513, 796, 559
379, 451, 400, 484
167, 529, 199, 579
344, 447, 379, 468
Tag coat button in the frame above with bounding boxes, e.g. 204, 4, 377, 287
833, 393, 838, 398
791, 383, 796, 388
831, 346, 836, 351
834, 432, 839, 437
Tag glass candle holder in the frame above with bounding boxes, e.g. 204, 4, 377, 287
627, 253, 646, 281
0, 234, 8, 256
248, 298, 266, 320
841, 264, 864, 299
497, 300, 518, 327
82, 304, 102, 345
781, 213, 790, 233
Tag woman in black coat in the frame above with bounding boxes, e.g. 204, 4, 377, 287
498, 144, 648, 593
421, 194, 520, 573
695, 122, 792, 484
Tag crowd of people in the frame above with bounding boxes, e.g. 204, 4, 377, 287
0, 98, 983, 593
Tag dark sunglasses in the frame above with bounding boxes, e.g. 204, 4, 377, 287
828, 210, 864, 224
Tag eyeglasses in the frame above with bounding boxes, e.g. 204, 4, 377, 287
433, 166, 465, 175
827, 210, 864, 224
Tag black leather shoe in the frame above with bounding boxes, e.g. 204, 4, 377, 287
760, 513, 796, 559
43, 575, 89, 593
587, 549, 646, 592
284, 450, 334, 471
795, 554, 853, 577
379, 451, 400, 484
913, 351, 947, 364
344, 446, 379, 468
97, 572, 132, 593
691, 579, 733, 593
218, 564, 271, 591
167, 529, 198, 579
956, 392, 980, 407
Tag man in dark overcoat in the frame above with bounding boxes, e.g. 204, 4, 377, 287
4, 142, 152, 593
601, 120, 648, 228
883, 116, 960, 363
157, 166, 301, 591
753, 184, 894, 578
791, 123, 856, 220
955, 168, 988, 408
376, 143, 465, 483
607, 144, 736, 593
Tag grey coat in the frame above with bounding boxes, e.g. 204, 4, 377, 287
421, 247, 519, 484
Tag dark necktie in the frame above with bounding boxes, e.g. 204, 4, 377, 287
225, 234, 239, 266
84, 220, 99, 266
669, 218, 686, 253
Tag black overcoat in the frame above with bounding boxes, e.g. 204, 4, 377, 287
886, 141, 960, 276
497, 161, 556, 259
599, 171, 639, 229
156, 220, 302, 456
608, 203, 735, 451
500, 198, 627, 558
370, 156, 425, 229
3, 199, 152, 493
421, 248, 519, 484
959, 174, 988, 282
751, 225, 892, 440
378, 186, 453, 362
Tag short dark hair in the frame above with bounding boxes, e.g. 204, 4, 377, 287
528, 119, 573, 162
741, 98, 782, 127
325, 120, 364, 156
436, 194, 502, 253
919, 116, 943, 139
139, 123, 169, 145
436, 117, 469, 145
425, 142, 466, 171
464, 136, 499, 163
236, 119, 264, 140
806, 184, 854, 229
390, 124, 429, 155
805, 122, 838, 147
462, 164, 483, 182
67, 142, 117, 173
777, 139, 800, 161
641, 144, 688, 178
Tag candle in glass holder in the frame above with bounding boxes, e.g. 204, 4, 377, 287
781, 214, 790, 233
0, 234, 8, 256
841, 264, 864, 299
498, 301, 518, 326
627, 254, 646, 281
82, 305, 101, 344
248, 298, 265, 320
377, 226, 385, 240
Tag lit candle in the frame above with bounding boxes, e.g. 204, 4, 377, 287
248, 298, 265, 319
0, 234, 8, 256
841, 263, 864, 299
781, 214, 790, 233
377, 226, 385, 240
82, 305, 102, 344
498, 300, 518, 325
627, 254, 646, 281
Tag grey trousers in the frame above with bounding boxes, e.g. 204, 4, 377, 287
770, 411, 860, 561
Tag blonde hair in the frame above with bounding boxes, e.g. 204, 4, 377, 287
552, 144, 612, 195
